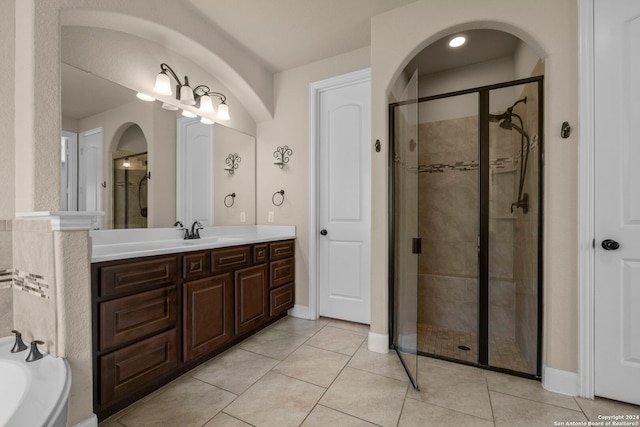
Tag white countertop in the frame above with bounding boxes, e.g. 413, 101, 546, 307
90, 225, 296, 263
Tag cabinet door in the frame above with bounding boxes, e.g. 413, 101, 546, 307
235, 264, 268, 335
183, 273, 233, 362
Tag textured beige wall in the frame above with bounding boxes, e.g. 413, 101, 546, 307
0, 0, 15, 336
256, 46, 370, 308
371, 0, 579, 373
214, 125, 256, 225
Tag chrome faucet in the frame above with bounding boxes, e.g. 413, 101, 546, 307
183, 221, 203, 240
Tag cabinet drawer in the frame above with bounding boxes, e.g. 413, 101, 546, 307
183, 251, 210, 279
270, 257, 295, 289
269, 240, 295, 261
100, 329, 178, 405
99, 286, 177, 352
211, 246, 251, 273
98, 256, 178, 298
270, 283, 295, 317
253, 244, 269, 264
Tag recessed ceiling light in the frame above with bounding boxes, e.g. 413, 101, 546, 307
448, 36, 467, 48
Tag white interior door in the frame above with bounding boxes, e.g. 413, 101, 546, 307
78, 127, 103, 228
318, 71, 371, 324
176, 117, 213, 226
60, 131, 78, 211
594, 0, 640, 405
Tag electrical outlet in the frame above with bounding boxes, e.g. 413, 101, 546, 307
268, 211, 274, 223
240, 212, 246, 223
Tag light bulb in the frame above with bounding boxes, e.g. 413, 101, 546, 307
154, 72, 172, 95
216, 102, 230, 121
136, 92, 155, 102
182, 110, 197, 118
161, 102, 178, 111
200, 117, 214, 125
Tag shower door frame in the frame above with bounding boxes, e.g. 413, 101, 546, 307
389, 76, 544, 381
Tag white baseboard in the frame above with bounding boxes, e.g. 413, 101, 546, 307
368, 332, 389, 354
287, 304, 314, 320
542, 365, 579, 396
73, 414, 97, 427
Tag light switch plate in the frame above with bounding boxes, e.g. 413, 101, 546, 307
240, 212, 246, 223
268, 211, 274, 223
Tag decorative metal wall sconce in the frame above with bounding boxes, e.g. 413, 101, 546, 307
224, 193, 236, 208
273, 146, 293, 168
272, 189, 285, 206
224, 153, 241, 174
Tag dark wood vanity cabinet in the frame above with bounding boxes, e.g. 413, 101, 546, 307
92, 239, 295, 420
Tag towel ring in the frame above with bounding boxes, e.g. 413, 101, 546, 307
272, 190, 285, 206
224, 193, 236, 208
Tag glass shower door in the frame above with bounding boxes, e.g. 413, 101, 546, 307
392, 71, 419, 388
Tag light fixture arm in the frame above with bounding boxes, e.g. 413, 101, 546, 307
193, 85, 227, 103
159, 63, 184, 86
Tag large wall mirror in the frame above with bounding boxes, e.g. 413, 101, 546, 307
61, 63, 256, 229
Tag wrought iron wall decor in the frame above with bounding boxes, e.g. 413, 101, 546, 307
224, 153, 241, 174
224, 193, 236, 208
273, 146, 293, 168
272, 189, 285, 206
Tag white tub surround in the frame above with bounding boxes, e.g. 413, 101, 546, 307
90, 225, 296, 262
0, 336, 72, 427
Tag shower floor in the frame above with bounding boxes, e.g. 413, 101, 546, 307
417, 323, 531, 374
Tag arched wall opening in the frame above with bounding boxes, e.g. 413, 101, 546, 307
369, 0, 579, 393
388, 27, 545, 378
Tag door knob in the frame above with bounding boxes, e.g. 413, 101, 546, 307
320, 229, 328, 236
601, 239, 620, 251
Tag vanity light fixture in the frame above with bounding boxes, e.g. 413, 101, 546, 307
273, 145, 293, 168
200, 117, 214, 125
224, 153, 241, 174
182, 110, 197, 118
153, 63, 230, 120
448, 35, 467, 48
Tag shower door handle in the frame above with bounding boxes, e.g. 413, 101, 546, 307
412, 238, 422, 254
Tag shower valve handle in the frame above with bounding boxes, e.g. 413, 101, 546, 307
601, 239, 620, 251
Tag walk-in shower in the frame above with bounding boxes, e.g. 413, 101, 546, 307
113, 152, 148, 229
390, 75, 543, 386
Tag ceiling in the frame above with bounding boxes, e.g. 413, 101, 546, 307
406, 29, 521, 77
183, 0, 418, 72
62, 63, 136, 120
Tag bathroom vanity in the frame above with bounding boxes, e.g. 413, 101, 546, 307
90, 226, 295, 420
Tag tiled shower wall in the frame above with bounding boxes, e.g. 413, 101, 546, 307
0, 219, 13, 336
417, 114, 518, 340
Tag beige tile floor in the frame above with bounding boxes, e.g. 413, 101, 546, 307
101, 317, 639, 427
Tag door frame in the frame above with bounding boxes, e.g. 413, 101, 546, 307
577, 0, 596, 400
307, 68, 372, 321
